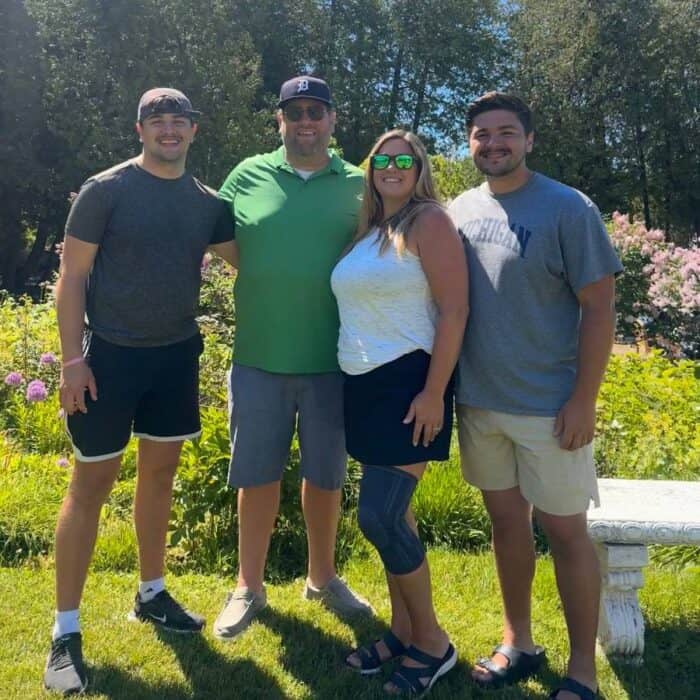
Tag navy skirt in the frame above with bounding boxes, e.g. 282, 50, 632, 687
344, 350, 453, 466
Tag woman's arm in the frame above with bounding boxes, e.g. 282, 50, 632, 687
403, 207, 469, 446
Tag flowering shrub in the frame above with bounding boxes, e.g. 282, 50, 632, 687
4, 372, 23, 387
1, 258, 698, 570
0, 295, 66, 453
610, 212, 700, 357
26, 379, 48, 403
40, 352, 57, 365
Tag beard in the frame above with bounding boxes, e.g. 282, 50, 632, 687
146, 141, 188, 164
474, 150, 526, 178
287, 135, 325, 159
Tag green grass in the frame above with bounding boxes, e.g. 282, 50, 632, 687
1, 552, 698, 699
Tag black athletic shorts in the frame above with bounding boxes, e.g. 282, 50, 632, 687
343, 350, 454, 466
66, 332, 203, 462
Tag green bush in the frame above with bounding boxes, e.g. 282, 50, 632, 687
0, 443, 68, 565
0, 293, 60, 386
430, 154, 484, 202
595, 352, 700, 480
1, 278, 698, 574
169, 406, 367, 579
1, 391, 70, 455
91, 518, 138, 572
414, 450, 489, 549
0, 436, 141, 569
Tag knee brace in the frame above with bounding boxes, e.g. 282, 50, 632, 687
357, 465, 425, 575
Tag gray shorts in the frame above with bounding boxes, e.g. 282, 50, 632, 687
228, 363, 347, 490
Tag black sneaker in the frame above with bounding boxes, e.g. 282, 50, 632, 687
43, 632, 88, 695
128, 590, 205, 633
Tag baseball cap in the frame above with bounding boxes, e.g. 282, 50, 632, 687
137, 88, 201, 122
278, 76, 332, 108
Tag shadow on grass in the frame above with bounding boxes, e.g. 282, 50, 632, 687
261, 606, 389, 699
464, 659, 555, 700
260, 608, 554, 699
82, 609, 559, 700
606, 622, 700, 700
88, 631, 285, 700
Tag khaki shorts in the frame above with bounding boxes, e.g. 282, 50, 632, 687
456, 405, 599, 516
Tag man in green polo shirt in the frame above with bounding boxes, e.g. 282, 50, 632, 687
214, 76, 372, 639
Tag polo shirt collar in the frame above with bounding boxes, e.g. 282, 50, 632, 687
272, 146, 343, 177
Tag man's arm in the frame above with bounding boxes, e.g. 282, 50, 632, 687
554, 275, 616, 450
55, 236, 99, 414
208, 240, 239, 268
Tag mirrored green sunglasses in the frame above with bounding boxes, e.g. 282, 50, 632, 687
370, 153, 416, 170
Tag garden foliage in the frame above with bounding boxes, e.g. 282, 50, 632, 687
0, 256, 698, 573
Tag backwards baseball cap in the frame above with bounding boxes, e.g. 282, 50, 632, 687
278, 76, 332, 108
137, 87, 201, 122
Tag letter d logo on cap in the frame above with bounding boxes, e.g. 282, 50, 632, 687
297, 79, 309, 93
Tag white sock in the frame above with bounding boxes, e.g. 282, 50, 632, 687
139, 577, 165, 602
53, 609, 80, 640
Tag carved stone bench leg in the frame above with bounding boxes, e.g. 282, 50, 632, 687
594, 542, 648, 663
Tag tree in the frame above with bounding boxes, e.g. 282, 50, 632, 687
508, 0, 700, 242
0, 0, 48, 291
431, 155, 483, 203
386, 0, 504, 143
312, 0, 504, 162
1, 0, 275, 292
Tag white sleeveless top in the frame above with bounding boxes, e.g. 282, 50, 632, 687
330, 230, 437, 375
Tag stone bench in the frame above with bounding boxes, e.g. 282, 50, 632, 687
586, 478, 700, 663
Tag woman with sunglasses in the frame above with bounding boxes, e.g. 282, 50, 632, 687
331, 130, 468, 696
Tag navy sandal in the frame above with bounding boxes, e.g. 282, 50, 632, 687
386, 643, 457, 696
473, 643, 545, 688
550, 677, 597, 700
345, 630, 407, 675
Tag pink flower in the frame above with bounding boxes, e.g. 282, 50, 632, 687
26, 379, 48, 402
56, 457, 70, 468
4, 371, 23, 387
40, 352, 57, 365
201, 253, 212, 273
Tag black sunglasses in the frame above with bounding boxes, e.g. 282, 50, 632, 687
283, 104, 328, 122
370, 153, 416, 170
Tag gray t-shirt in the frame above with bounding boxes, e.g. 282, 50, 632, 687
65, 160, 234, 347
448, 172, 622, 416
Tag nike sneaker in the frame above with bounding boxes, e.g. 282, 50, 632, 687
44, 632, 88, 695
128, 590, 204, 633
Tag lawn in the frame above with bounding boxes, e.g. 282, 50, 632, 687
1, 550, 698, 699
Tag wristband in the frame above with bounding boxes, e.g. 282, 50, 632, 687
62, 356, 85, 369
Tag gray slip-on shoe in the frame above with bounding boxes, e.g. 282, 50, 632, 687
213, 586, 267, 640
303, 575, 374, 617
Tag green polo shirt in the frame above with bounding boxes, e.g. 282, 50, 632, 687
219, 146, 363, 373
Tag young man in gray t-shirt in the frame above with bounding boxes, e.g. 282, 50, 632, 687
44, 88, 236, 695
448, 93, 621, 700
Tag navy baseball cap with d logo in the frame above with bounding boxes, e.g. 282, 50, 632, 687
278, 76, 332, 107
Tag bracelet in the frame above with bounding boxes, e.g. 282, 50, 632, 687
62, 356, 85, 369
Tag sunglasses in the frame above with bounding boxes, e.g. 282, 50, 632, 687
370, 153, 416, 170
283, 104, 328, 122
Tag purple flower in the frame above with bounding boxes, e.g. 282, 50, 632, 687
40, 352, 57, 366
56, 457, 70, 468
4, 371, 23, 387
26, 379, 48, 402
